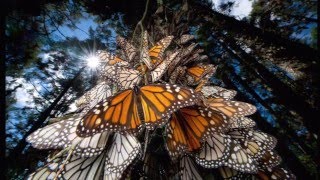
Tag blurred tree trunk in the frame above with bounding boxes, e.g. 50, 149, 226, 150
214, 32, 320, 137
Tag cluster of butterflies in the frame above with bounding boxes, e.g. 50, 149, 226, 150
26, 32, 296, 179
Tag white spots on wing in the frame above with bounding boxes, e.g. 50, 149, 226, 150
95, 118, 101, 125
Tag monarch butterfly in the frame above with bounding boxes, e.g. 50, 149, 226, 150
141, 31, 174, 70
167, 43, 197, 74
223, 140, 259, 173
184, 64, 216, 86
102, 65, 143, 90
227, 129, 277, 158
104, 133, 141, 179
195, 134, 232, 168
258, 150, 281, 170
198, 86, 237, 100
148, 35, 174, 67
257, 167, 296, 180
101, 51, 178, 90
75, 81, 112, 111
142, 153, 171, 179
182, 48, 206, 65
229, 117, 256, 129
76, 84, 199, 137
28, 150, 106, 180
205, 98, 257, 118
195, 129, 276, 173
179, 155, 203, 180
218, 166, 248, 179
116, 36, 137, 62
26, 115, 110, 158
28, 132, 140, 180
97, 50, 130, 67
166, 106, 228, 158
177, 34, 195, 45
169, 66, 187, 84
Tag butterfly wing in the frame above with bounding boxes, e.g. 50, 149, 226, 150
257, 167, 296, 180
139, 84, 199, 129
141, 31, 154, 70
77, 89, 141, 137
26, 117, 78, 150
177, 34, 195, 45
227, 129, 277, 159
218, 166, 248, 179
104, 133, 141, 179
199, 86, 237, 100
75, 81, 112, 111
224, 141, 258, 173
206, 98, 257, 118
179, 155, 203, 180
195, 134, 232, 168
229, 117, 256, 129
116, 36, 137, 62
166, 106, 228, 158
97, 50, 129, 67
184, 64, 216, 86
149, 35, 174, 67
258, 150, 281, 170
168, 43, 197, 74
28, 151, 106, 180
169, 66, 187, 84
150, 51, 179, 82
27, 115, 110, 158
102, 66, 142, 90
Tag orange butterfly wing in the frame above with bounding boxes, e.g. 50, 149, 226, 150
206, 98, 256, 118
149, 36, 174, 66
77, 89, 141, 137
166, 106, 228, 158
186, 66, 207, 82
140, 84, 199, 129
185, 64, 216, 86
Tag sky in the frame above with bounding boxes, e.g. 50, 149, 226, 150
211, 0, 253, 19
53, 14, 99, 41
